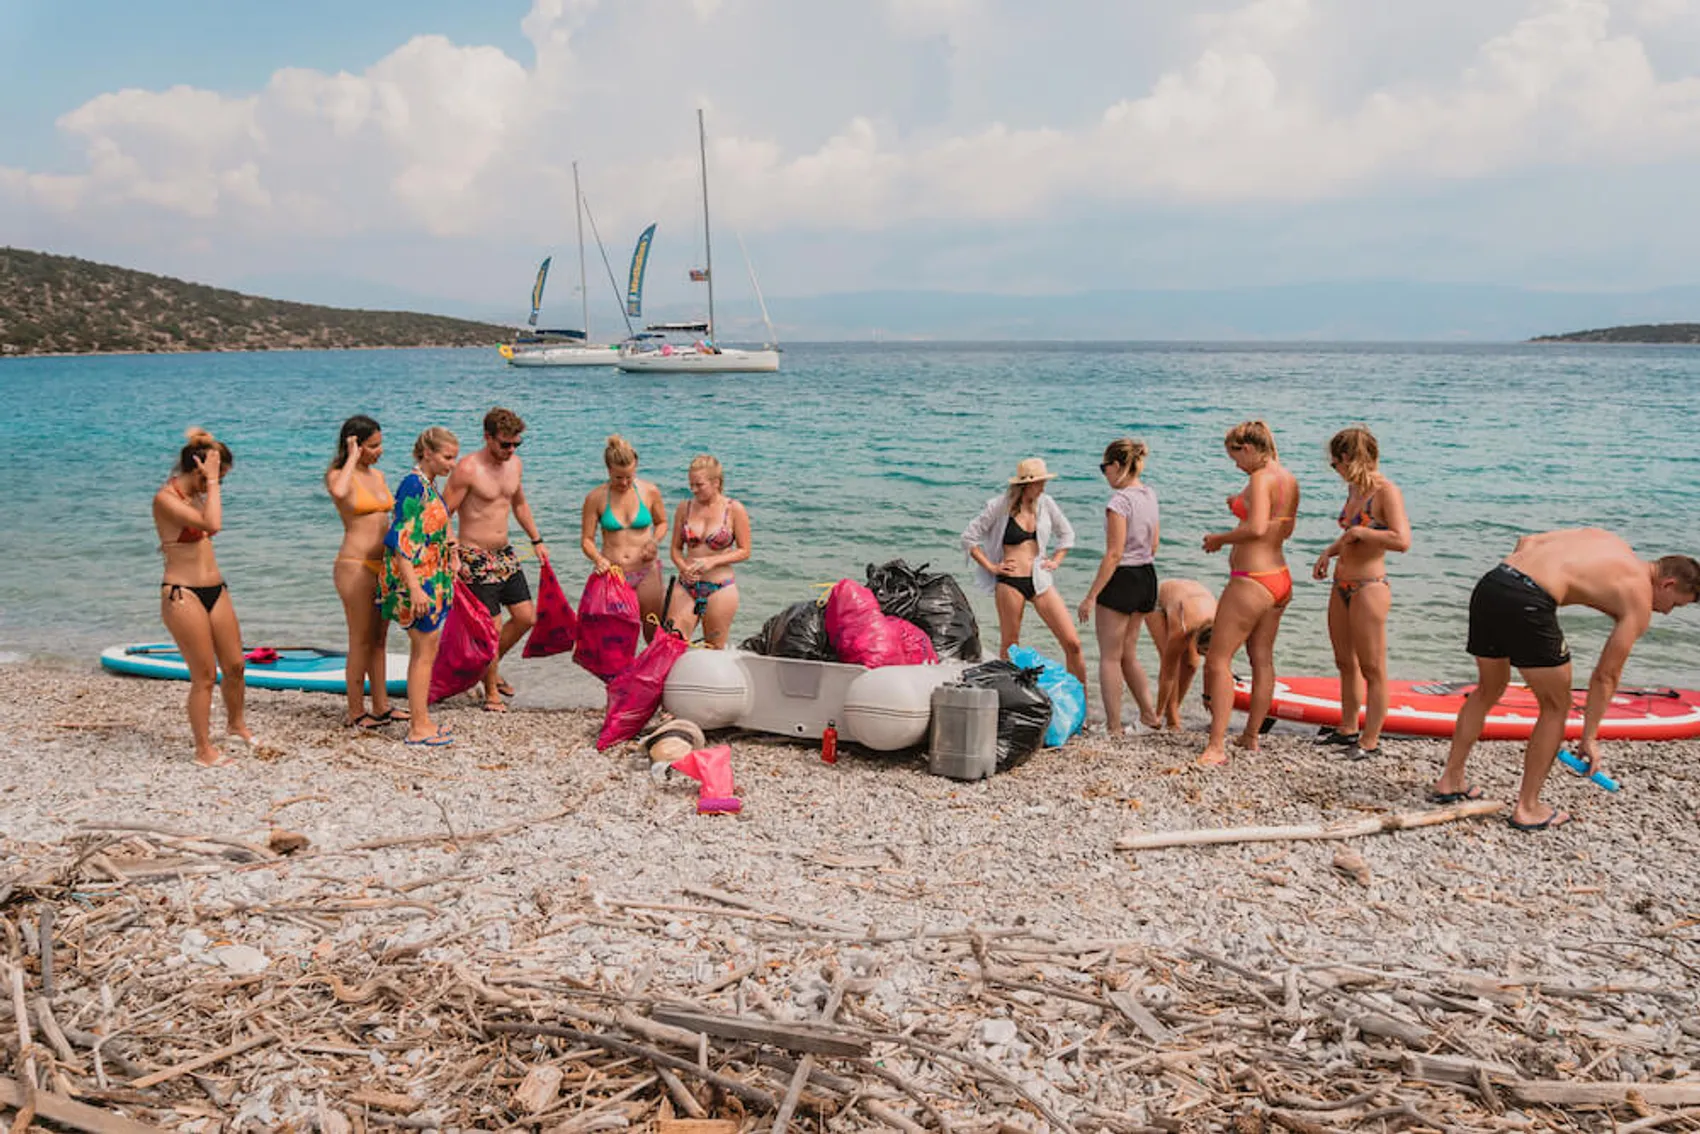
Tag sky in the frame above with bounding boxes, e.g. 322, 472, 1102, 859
5, 0, 1700, 324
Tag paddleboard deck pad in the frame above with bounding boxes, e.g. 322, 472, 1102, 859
100, 643, 408, 696
1232, 676, 1700, 741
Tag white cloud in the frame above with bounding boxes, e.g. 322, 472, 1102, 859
7, 0, 1700, 295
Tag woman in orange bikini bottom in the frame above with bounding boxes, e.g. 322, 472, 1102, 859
326, 415, 402, 730
1231, 566, 1293, 606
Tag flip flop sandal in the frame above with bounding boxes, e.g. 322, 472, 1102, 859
403, 729, 455, 748
348, 713, 386, 731
483, 701, 510, 713
1507, 809, 1572, 832
376, 707, 411, 723
1427, 784, 1483, 804
496, 680, 516, 698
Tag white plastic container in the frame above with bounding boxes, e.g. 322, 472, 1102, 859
662, 648, 751, 729
928, 684, 998, 780
735, 653, 869, 739
843, 663, 966, 751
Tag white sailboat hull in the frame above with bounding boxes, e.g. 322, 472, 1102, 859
616, 347, 780, 374
507, 344, 620, 367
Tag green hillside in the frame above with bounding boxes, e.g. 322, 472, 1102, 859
1531, 323, 1700, 344
0, 247, 510, 356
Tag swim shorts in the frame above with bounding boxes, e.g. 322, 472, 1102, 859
462, 543, 532, 616
1466, 563, 1570, 670
1096, 563, 1158, 615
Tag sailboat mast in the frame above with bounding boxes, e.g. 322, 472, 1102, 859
573, 161, 590, 340
698, 108, 715, 341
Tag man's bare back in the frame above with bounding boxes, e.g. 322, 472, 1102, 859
1503, 528, 1650, 621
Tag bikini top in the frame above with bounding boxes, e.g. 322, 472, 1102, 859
167, 480, 208, 543
684, 500, 736, 551
1229, 476, 1296, 525
350, 473, 394, 516
1339, 490, 1389, 531
1002, 515, 1038, 546
601, 484, 654, 532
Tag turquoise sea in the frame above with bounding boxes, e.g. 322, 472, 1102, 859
4, 342, 1699, 701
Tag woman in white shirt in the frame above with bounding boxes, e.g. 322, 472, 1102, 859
961, 458, 1085, 684
1075, 438, 1160, 734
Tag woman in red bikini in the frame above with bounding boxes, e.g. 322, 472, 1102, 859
581, 434, 669, 642
1198, 420, 1300, 766
153, 428, 256, 768
666, 454, 751, 647
1311, 426, 1411, 760
327, 414, 402, 731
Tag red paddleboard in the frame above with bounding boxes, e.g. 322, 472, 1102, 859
1232, 676, 1700, 741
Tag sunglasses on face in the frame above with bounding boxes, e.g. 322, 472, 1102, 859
494, 438, 523, 451
1099, 461, 1115, 472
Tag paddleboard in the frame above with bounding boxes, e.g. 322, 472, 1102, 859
100, 643, 409, 696
1231, 676, 1700, 741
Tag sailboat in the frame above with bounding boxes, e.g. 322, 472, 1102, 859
616, 111, 780, 374
501, 163, 620, 367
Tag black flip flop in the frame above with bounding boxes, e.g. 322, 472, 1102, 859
1427, 784, 1483, 804
348, 712, 385, 731
1507, 809, 1572, 832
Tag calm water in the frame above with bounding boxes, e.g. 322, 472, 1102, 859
4, 342, 1700, 693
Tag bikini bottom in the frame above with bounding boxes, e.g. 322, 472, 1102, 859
1231, 567, 1292, 607
163, 581, 228, 614
996, 575, 1037, 601
1335, 575, 1388, 605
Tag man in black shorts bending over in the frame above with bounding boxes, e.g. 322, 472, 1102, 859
1433, 529, 1699, 831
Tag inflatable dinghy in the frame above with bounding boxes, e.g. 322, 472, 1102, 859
101, 643, 409, 696
1232, 675, 1700, 741
663, 649, 966, 751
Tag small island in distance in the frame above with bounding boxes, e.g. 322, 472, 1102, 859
0, 247, 511, 356
1531, 323, 1700, 344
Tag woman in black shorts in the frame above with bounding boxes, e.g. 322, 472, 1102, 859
1077, 438, 1160, 734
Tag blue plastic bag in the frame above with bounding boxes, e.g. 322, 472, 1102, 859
1006, 645, 1085, 746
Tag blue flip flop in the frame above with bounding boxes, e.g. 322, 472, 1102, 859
403, 728, 454, 748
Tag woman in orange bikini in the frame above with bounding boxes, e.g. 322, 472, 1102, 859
153, 428, 256, 768
666, 454, 751, 648
581, 434, 668, 642
1311, 426, 1411, 759
1199, 420, 1301, 766
327, 414, 402, 731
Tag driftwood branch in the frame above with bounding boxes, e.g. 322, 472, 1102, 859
1115, 799, 1503, 851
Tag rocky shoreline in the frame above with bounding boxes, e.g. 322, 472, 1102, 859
1, 659, 1697, 1131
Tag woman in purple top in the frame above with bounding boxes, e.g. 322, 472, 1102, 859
1076, 438, 1161, 734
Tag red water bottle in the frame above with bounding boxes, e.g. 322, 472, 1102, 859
821, 720, 838, 765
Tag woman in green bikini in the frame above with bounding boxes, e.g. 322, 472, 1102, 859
580, 434, 669, 641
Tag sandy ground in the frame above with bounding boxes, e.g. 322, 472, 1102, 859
1, 659, 1697, 1130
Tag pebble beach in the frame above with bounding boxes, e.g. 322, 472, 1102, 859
3, 659, 1698, 1131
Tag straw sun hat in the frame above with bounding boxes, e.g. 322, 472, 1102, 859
1008, 457, 1059, 485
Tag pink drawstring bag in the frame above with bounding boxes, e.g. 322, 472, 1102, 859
429, 579, 499, 702
597, 625, 690, 750
889, 616, 939, 664
668, 744, 742, 814
824, 579, 905, 667
523, 559, 578, 658
574, 569, 641, 682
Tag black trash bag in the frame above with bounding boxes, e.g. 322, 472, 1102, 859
740, 599, 836, 661
913, 567, 982, 661
865, 559, 924, 623
960, 660, 1052, 771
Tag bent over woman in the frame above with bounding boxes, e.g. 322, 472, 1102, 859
153, 428, 255, 767
961, 457, 1085, 685
1198, 421, 1301, 766
1312, 426, 1411, 759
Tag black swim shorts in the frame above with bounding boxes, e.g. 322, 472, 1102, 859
1096, 563, 1158, 615
1465, 563, 1570, 670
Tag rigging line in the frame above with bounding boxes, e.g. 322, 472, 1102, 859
580, 193, 635, 338
733, 229, 778, 349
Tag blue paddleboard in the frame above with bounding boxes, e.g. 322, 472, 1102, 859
99, 643, 408, 695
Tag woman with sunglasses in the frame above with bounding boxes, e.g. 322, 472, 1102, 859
962, 457, 1085, 685
1076, 438, 1160, 734
1198, 420, 1301, 766
1311, 426, 1411, 759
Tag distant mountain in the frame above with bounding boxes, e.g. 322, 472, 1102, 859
1531, 323, 1700, 344
0, 248, 512, 356
754, 283, 1700, 342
